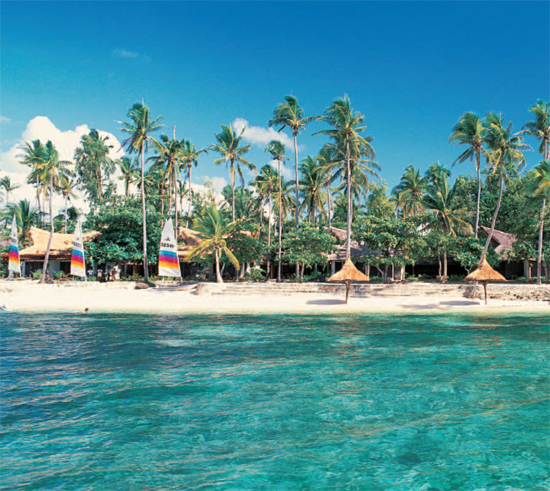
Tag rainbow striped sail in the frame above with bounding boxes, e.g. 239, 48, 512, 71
159, 219, 181, 278
70, 217, 86, 278
8, 215, 20, 275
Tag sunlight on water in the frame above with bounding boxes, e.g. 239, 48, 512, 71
1, 312, 549, 490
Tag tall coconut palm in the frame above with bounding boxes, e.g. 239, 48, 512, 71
0, 176, 20, 206
316, 96, 376, 259
480, 112, 528, 265
450, 112, 487, 238
393, 166, 427, 218
521, 99, 549, 161
186, 205, 239, 283
316, 145, 338, 229
266, 140, 287, 282
299, 156, 327, 224
526, 160, 550, 284
118, 103, 164, 283
269, 95, 317, 232
211, 125, 256, 222
252, 164, 279, 280
59, 177, 77, 233
181, 140, 208, 227
117, 157, 139, 198
152, 134, 183, 225
18, 139, 47, 224
7, 199, 40, 247
423, 173, 472, 277
27, 141, 73, 283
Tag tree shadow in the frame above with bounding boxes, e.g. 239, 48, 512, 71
306, 299, 347, 306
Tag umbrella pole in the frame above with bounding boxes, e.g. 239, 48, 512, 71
483, 281, 488, 305
345, 281, 350, 304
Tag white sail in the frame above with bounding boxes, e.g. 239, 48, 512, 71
70, 217, 86, 278
8, 215, 20, 275
158, 220, 181, 278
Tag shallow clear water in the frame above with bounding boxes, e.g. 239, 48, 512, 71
1, 312, 549, 490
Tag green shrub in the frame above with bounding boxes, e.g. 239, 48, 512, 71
54, 271, 67, 280
516, 276, 527, 283
449, 274, 465, 282
406, 276, 419, 282
419, 274, 434, 281
31, 269, 42, 280
242, 268, 265, 282
370, 276, 383, 283
304, 270, 325, 282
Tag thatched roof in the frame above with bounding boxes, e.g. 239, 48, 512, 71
19, 227, 101, 260
479, 226, 516, 258
328, 258, 369, 283
177, 227, 203, 262
464, 259, 506, 283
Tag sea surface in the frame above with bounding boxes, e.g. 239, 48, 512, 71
1, 312, 549, 490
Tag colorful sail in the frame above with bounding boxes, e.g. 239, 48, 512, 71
70, 217, 86, 278
8, 215, 20, 275
159, 219, 181, 278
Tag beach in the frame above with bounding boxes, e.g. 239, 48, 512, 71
2, 281, 548, 314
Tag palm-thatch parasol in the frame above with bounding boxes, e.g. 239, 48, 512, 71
464, 258, 506, 305
327, 258, 369, 303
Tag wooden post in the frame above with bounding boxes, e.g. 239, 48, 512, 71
345, 280, 351, 304
482, 281, 488, 305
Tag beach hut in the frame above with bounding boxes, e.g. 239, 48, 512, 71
464, 258, 506, 305
328, 258, 369, 304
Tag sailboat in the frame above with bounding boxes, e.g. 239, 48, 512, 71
8, 215, 20, 278
70, 217, 86, 280
158, 219, 181, 279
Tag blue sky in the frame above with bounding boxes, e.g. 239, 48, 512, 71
1, 1, 548, 193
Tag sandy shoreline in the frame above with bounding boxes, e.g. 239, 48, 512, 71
1, 282, 548, 315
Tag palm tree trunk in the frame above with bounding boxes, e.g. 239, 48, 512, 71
266, 193, 272, 281
258, 198, 264, 241
215, 249, 223, 283
187, 167, 193, 228
480, 165, 504, 266
231, 161, 236, 222
174, 177, 178, 231
346, 140, 352, 260
327, 177, 332, 229
39, 176, 54, 284
443, 251, 448, 278
277, 157, 282, 283
475, 149, 481, 239
293, 133, 299, 232
64, 196, 68, 233
140, 142, 149, 283
537, 198, 546, 285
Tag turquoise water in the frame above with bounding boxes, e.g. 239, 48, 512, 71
1, 313, 549, 490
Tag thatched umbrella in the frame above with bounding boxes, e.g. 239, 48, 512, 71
464, 258, 506, 305
328, 258, 369, 304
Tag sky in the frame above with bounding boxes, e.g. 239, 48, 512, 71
1, 1, 549, 208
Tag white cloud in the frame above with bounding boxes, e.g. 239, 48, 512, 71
112, 48, 139, 59
112, 48, 151, 63
232, 117, 294, 149
0, 116, 11, 123
268, 158, 293, 180
0, 116, 124, 214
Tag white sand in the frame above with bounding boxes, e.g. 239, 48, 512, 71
1, 282, 548, 315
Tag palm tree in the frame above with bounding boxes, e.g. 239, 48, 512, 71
252, 164, 279, 279
393, 166, 426, 217
526, 160, 550, 284
59, 177, 77, 233
7, 199, 40, 247
299, 156, 327, 224
118, 103, 164, 283
269, 95, 317, 232
74, 129, 115, 206
0, 176, 20, 206
27, 141, 73, 283
211, 125, 256, 222
316, 96, 376, 259
316, 145, 338, 228
186, 205, 239, 283
181, 140, 208, 227
450, 112, 487, 238
117, 157, 139, 198
152, 134, 183, 225
266, 140, 287, 282
423, 173, 472, 277
18, 139, 47, 224
480, 112, 529, 265
521, 99, 549, 161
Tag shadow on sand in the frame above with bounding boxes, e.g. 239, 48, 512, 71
306, 299, 347, 306
401, 300, 480, 310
